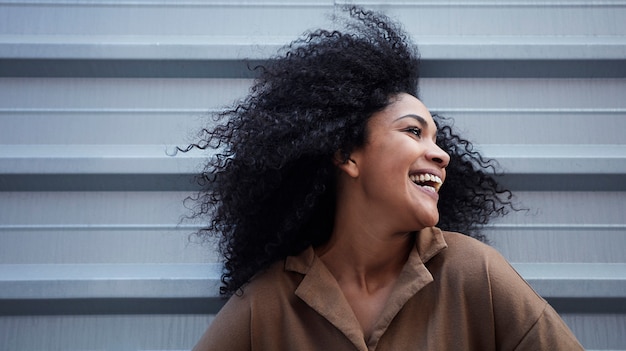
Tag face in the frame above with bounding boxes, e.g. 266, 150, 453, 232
343, 93, 450, 232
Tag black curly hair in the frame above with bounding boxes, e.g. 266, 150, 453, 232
184, 6, 514, 297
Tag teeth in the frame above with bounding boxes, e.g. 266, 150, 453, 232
409, 173, 442, 184
409, 173, 443, 192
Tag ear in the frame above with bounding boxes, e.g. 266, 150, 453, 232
333, 150, 359, 178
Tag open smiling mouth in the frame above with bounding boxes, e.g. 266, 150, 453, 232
409, 173, 443, 193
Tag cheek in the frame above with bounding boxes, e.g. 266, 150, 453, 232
362, 158, 411, 198
357, 157, 401, 196
357, 137, 417, 184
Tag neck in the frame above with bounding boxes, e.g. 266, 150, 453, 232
315, 210, 416, 293
316, 173, 423, 292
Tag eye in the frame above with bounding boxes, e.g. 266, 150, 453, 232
406, 127, 422, 138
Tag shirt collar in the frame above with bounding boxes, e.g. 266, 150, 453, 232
283, 227, 448, 350
285, 226, 448, 275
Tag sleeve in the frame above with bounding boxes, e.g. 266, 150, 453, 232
482, 246, 584, 351
513, 304, 585, 351
192, 296, 252, 351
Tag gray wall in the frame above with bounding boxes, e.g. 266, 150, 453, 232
1, 1, 625, 350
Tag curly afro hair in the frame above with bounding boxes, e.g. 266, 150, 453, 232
184, 6, 514, 296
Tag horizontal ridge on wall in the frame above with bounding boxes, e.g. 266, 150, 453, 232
0, 262, 624, 315
1, 36, 624, 78
2, 0, 626, 6
4, 58, 624, 78
1, 144, 624, 191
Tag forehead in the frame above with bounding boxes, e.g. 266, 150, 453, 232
369, 93, 435, 127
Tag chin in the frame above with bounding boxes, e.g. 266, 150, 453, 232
409, 206, 440, 230
421, 214, 440, 228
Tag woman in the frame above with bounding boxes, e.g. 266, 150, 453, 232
190, 6, 583, 350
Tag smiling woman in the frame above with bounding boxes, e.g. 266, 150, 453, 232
188, 6, 583, 351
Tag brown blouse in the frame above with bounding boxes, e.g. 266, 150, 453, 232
193, 227, 584, 350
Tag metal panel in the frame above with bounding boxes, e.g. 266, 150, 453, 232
0, 0, 625, 349
0, 314, 214, 351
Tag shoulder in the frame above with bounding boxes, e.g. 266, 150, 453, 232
441, 230, 498, 257
434, 231, 583, 349
435, 230, 541, 298
192, 258, 299, 351
228, 257, 304, 313
433, 232, 545, 327
434, 231, 512, 276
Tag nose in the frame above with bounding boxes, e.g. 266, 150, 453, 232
427, 141, 450, 168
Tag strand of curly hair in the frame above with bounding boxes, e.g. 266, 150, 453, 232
182, 6, 515, 297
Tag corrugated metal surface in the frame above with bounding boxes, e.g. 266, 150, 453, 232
1, 1, 624, 350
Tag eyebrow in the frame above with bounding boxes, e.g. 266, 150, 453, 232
394, 114, 427, 127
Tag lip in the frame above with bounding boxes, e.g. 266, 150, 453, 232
408, 168, 444, 201
411, 180, 440, 201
